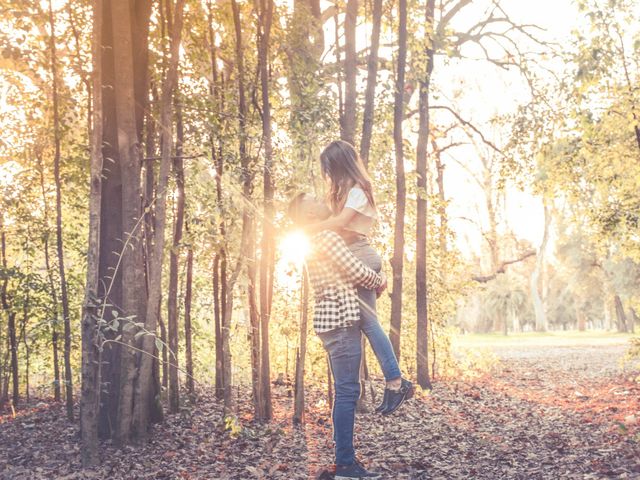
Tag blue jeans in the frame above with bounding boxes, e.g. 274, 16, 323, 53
349, 239, 402, 381
318, 325, 362, 466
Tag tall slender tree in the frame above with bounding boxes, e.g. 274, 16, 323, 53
359, 0, 383, 166
416, 0, 436, 390
257, 0, 275, 421
389, 0, 408, 359
47, 0, 73, 420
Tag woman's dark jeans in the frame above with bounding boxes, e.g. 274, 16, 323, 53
318, 325, 362, 466
348, 239, 402, 381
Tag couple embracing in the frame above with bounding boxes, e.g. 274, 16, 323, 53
288, 140, 414, 480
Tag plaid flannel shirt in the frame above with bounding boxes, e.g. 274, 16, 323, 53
305, 230, 383, 333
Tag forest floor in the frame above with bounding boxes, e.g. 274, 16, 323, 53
1, 333, 639, 480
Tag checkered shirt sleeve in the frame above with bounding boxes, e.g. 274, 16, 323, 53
306, 231, 383, 333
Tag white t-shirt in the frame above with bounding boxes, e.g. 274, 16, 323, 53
343, 187, 377, 235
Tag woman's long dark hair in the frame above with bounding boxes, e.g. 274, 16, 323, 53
320, 140, 376, 214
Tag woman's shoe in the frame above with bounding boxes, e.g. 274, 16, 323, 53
381, 378, 413, 415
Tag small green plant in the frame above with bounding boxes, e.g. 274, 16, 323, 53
223, 415, 243, 438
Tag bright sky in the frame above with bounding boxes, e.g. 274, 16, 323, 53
436, 0, 582, 260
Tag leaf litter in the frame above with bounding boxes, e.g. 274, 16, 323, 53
0, 343, 638, 479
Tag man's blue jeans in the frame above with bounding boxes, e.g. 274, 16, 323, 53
318, 325, 362, 466
350, 239, 402, 381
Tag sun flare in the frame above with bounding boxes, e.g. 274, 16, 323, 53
275, 231, 310, 291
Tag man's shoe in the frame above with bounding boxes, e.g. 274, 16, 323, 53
381, 378, 413, 416
374, 389, 389, 413
335, 460, 382, 479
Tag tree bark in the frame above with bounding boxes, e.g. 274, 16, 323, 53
614, 295, 628, 333
80, 0, 103, 465
416, 0, 435, 390
389, 0, 408, 359
96, 0, 152, 441
167, 93, 186, 414
48, 0, 73, 420
257, 0, 275, 422
110, 0, 149, 444
20, 295, 30, 402
359, 0, 382, 166
293, 271, 309, 424
184, 242, 195, 397
37, 156, 61, 402
133, 0, 184, 436
341, 0, 358, 144
531, 203, 550, 332
231, 0, 263, 419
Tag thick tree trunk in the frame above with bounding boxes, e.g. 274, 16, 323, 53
48, 0, 73, 420
96, 0, 152, 441
359, 0, 382, 166
110, 0, 149, 444
389, 0, 408, 359
416, 0, 435, 390
341, 0, 358, 144
257, 0, 275, 422
293, 271, 309, 424
133, 0, 184, 438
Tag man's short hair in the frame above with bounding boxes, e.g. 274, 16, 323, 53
287, 192, 308, 222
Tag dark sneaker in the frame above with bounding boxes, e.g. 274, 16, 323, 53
374, 389, 389, 413
335, 460, 382, 479
381, 378, 413, 416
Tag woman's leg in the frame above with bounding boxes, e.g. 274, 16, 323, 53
357, 285, 402, 383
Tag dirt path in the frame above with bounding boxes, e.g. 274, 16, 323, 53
1, 341, 638, 479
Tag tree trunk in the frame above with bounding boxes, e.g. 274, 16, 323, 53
614, 295, 628, 333
389, 0, 408, 359
80, 0, 103, 465
213, 255, 223, 400
416, 0, 435, 391
257, 0, 275, 422
184, 243, 195, 397
0, 214, 17, 408
433, 143, 447, 253
110, 0, 149, 444
96, 0, 152, 442
206, 0, 226, 403
37, 156, 61, 402
359, 0, 382, 166
629, 308, 638, 334
167, 91, 186, 414
293, 270, 309, 424
531, 203, 550, 332
20, 296, 30, 402
341, 0, 358, 144
48, 0, 73, 420
132, 0, 184, 438
231, 0, 263, 419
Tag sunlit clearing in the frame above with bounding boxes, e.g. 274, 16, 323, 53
275, 231, 310, 292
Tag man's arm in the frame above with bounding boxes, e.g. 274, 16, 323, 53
315, 231, 383, 290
